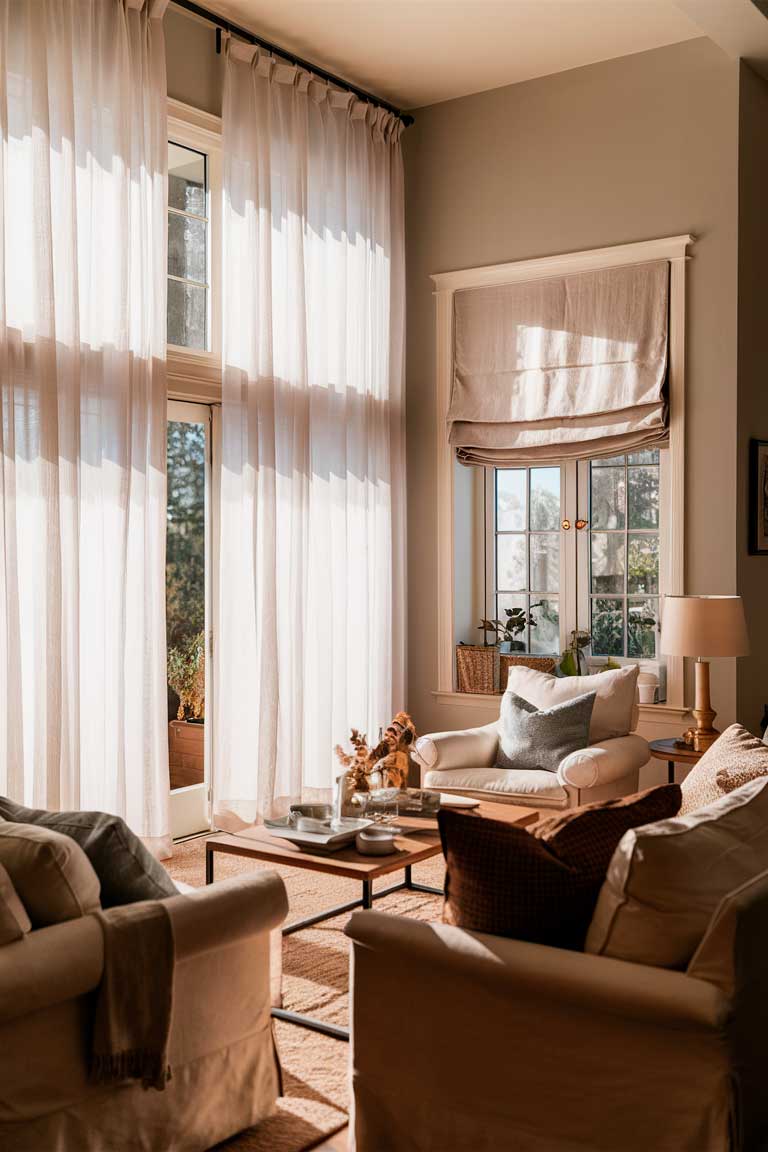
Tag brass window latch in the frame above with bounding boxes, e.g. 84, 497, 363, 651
576, 519, 588, 530
561, 519, 571, 530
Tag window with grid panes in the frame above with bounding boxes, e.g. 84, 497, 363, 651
167, 141, 209, 351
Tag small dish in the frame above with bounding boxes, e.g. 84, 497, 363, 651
356, 826, 399, 856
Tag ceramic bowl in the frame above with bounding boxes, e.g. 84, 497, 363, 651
356, 826, 399, 856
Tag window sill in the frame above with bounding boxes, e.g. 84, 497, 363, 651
431, 689, 690, 722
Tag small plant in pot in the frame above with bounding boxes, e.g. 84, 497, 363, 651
558, 629, 592, 676
478, 602, 544, 653
167, 631, 205, 722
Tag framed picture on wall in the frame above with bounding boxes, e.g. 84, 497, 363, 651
749, 438, 768, 555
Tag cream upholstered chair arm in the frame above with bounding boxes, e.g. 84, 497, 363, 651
163, 871, 288, 959
412, 722, 499, 774
557, 734, 650, 790
0, 872, 288, 1026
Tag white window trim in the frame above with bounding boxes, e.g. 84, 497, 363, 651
167, 98, 223, 405
431, 234, 693, 712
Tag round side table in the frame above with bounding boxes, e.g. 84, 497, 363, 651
648, 738, 704, 784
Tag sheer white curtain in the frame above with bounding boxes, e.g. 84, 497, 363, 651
0, 0, 170, 853
216, 42, 406, 824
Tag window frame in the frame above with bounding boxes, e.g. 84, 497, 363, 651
166, 99, 222, 405
432, 234, 692, 713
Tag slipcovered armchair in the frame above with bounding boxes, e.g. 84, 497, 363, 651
414, 721, 649, 810
346, 868, 768, 1152
413, 665, 649, 810
0, 870, 288, 1152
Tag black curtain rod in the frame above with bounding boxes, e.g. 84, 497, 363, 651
171, 0, 414, 127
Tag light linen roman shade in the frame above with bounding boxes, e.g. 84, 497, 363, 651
448, 260, 669, 465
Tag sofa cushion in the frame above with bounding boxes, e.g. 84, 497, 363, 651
438, 784, 681, 950
679, 724, 768, 816
0, 822, 100, 927
0, 863, 31, 944
586, 775, 768, 968
496, 690, 595, 774
0, 799, 177, 908
505, 664, 639, 743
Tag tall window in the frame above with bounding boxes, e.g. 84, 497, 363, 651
491, 467, 562, 654
586, 450, 661, 659
168, 141, 209, 351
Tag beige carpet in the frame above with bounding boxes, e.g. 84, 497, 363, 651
167, 837, 445, 1152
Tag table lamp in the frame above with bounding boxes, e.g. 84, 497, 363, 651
660, 595, 749, 751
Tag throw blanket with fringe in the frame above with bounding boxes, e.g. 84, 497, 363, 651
91, 900, 175, 1092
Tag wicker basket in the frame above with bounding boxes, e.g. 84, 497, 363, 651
499, 653, 557, 692
455, 645, 499, 694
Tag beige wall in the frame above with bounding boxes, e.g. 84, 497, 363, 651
737, 62, 768, 737
403, 38, 741, 737
166, 6, 222, 116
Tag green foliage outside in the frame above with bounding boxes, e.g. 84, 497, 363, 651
166, 421, 206, 719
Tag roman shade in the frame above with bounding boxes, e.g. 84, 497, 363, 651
448, 260, 669, 465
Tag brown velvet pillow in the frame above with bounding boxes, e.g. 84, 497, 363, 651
438, 784, 681, 950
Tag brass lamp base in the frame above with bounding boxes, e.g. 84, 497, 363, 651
688, 659, 720, 753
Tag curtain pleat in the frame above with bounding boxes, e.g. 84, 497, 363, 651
0, 0, 170, 854
215, 45, 406, 824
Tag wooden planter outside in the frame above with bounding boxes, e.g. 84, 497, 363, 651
169, 720, 204, 790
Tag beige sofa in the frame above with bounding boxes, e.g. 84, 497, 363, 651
0, 869, 288, 1152
346, 870, 765, 1152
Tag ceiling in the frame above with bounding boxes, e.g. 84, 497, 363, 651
198, 0, 768, 109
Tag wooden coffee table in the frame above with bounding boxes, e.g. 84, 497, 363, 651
206, 800, 538, 1040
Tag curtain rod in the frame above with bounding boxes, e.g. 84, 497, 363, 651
170, 0, 415, 127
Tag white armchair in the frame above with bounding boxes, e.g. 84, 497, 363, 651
413, 721, 649, 809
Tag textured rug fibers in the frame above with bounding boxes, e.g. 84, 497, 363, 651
166, 837, 445, 1152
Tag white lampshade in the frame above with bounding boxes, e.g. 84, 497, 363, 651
660, 595, 750, 659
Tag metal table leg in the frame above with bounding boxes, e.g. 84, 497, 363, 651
668, 759, 675, 785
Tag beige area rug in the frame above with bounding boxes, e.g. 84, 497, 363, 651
167, 838, 445, 1152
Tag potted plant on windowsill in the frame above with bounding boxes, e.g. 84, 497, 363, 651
455, 603, 545, 694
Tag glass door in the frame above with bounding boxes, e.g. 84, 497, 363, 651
166, 400, 212, 837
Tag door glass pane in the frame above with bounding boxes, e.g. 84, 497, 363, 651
627, 534, 659, 594
530, 597, 559, 654
496, 470, 526, 531
169, 142, 206, 213
628, 466, 659, 529
166, 419, 206, 791
530, 533, 559, 592
529, 467, 560, 530
168, 213, 207, 283
591, 466, 625, 529
591, 533, 625, 593
167, 140, 208, 351
628, 597, 658, 658
497, 535, 526, 591
168, 279, 206, 350
591, 598, 624, 656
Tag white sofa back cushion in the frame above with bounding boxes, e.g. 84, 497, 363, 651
505, 665, 639, 744
585, 775, 768, 968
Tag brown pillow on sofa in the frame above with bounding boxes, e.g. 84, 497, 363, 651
438, 784, 681, 950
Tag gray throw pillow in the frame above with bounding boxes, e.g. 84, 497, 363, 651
0, 798, 177, 908
497, 690, 596, 774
